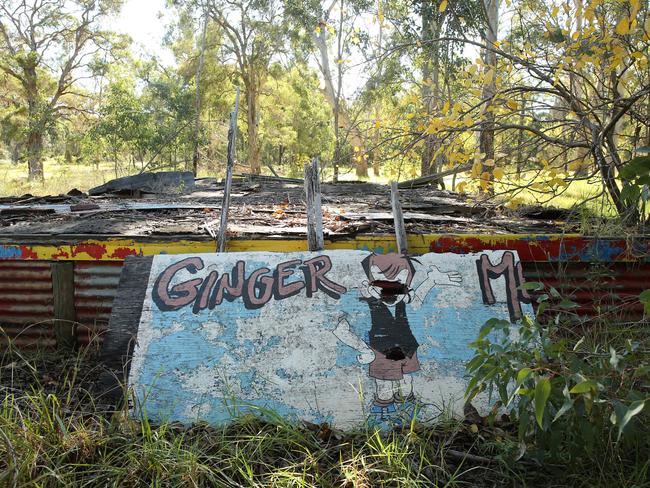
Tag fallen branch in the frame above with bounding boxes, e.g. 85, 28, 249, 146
397, 163, 474, 189
445, 449, 494, 464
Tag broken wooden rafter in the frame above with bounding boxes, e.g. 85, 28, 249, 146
217, 87, 240, 253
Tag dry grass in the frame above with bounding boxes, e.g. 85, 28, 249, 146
0, 342, 538, 488
0, 159, 118, 197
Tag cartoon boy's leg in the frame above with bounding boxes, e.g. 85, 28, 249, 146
369, 379, 397, 424
376, 379, 395, 402
395, 374, 415, 401
394, 375, 417, 419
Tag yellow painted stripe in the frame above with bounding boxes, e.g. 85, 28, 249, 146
0, 234, 589, 261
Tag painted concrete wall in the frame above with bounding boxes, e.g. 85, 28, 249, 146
129, 250, 534, 429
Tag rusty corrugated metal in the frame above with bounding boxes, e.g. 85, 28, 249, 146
74, 261, 123, 345
0, 260, 124, 348
0, 261, 55, 348
0, 238, 648, 350
522, 261, 649, 322
0, 324, 57, 348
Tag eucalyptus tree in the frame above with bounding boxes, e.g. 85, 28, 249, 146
0, 0, 126, 181
415, 0, 484, 179
166, 5, 232, 173
286, 0, 374, 180
425, 0, 650, 221
92, 61, 196, 175
191, 0, 291, 175
478, 0, 498, 193
259, 64, 334, 174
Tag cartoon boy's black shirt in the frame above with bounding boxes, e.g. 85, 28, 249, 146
361, 297, 419, 359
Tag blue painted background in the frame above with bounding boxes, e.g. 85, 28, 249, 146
129, 250, 534, 428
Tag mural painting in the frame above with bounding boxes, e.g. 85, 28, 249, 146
127, 250, 534, 429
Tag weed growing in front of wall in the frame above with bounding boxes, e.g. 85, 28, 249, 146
0, 334, 539, 487
465, 282, 650, 474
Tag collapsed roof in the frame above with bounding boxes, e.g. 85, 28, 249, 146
0, 173, 571, 240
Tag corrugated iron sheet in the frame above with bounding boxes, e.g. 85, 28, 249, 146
0, 261, 55, 348
0, 261, 124, 348
74, 261, 123, 346
0, 236, 647, 349
522, 261, 649, 322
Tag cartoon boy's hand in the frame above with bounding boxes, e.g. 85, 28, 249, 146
358, 280, 371, 298
428, 265, 463, 287
357, 349, 376, 364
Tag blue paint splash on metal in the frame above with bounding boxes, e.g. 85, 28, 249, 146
559, 240, 627, 262
358, 244, 395, 254
0, 246, 22, 259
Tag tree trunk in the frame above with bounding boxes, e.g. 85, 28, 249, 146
372, 2, 383, 178
644, 41, 650, 148
420, 0, 433, 177
333, 107, 341, 183
25, 64, 45, 182
419, 0, 445, 186
191, 14, 208, 176
27, 127, 44, 182
278, 144, 284, 168
245, 79, 261, 174
516, 99, 526, 176
592, 131, 627, 218
479, 0, 499, 194
314, 9, 367, 178
372, 117, 380, 177
355, 149, 368, 177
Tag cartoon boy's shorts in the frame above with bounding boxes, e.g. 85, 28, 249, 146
368, 348, 420, 380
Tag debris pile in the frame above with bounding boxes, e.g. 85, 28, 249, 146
0, 173, 571, 239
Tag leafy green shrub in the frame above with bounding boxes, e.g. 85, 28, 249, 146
465, 285, 650, 463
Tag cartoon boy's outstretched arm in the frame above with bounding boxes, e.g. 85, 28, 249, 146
333, 315, 375, 364
409, 265, 463, 310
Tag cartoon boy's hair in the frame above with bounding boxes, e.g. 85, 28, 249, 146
361, 253, 420, 286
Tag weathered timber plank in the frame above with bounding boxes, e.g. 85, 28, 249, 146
95, 255, 153, 406
51, 262, 77, 350
391, 182, 407, 254
126, 250, 535, 429
304, 157, 324, 251
338, 212, 475, 223
217, 88, 240, 253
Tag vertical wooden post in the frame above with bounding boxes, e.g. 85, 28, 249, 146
391, 181, 407, 254
217, 87, 240, 253
51, 262, 77, 350
304, 157, 324, 251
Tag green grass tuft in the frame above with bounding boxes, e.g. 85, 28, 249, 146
0, 333, 648, 487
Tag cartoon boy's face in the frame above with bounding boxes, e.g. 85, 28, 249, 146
363, 254, 415, 306
368, 266, 410, 305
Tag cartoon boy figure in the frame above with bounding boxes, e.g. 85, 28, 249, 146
333, 253, 462, 424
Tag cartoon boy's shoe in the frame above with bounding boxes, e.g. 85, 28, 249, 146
367, 398, 400, 428
370, 401, 396, 416
394, 393, 418, 420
